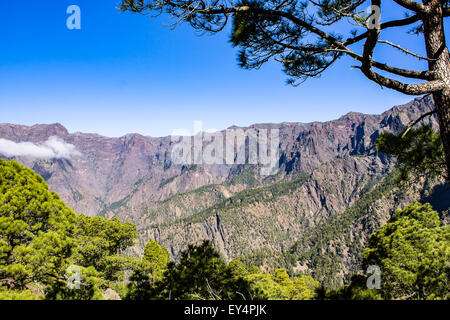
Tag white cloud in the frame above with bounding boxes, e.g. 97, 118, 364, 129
0, 136, 81, 159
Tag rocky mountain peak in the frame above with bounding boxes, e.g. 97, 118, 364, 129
0, 97, 439, 218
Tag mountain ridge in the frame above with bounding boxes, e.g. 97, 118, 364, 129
0, 97, 431, 139
0, 96, 438, 217
1, 96, 447, 288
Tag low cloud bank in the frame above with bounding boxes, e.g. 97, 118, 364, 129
0, 136, 81, 159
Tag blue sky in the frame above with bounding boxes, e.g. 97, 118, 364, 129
0, 1, 448, 137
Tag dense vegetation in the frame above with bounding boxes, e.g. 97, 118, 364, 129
0, 160, 317, 300
126, 240, 318, 300
0, 159, 138, 299
363, 202, 449, 300
377, 125, 446, 180
324, 202, 449, 300
180, 171, 310, 225
287, 173, 397, 288
1, 159, 448, 300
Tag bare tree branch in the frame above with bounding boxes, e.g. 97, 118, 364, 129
377, 39, 435, 61
120, 0, 442, 92
401, 109, 437, 137
358, 0, 444, 94
392, 0, 429, 13
345, 14, 422, 45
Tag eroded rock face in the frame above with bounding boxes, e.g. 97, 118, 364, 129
0, 96, 437, 218
1, 96, 446, 286
142, 155, 394, 261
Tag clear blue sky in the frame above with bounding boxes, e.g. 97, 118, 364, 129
0, 1, 448, 137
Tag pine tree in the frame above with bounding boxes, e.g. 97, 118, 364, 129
0, 159, 139, 300
119, 0, 450, 181
363, 202, 450, 300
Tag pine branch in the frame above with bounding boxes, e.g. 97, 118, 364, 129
345, 14, 422, 46
120, 0, 442, 91
401, 109, 437, 138
359, 0, 444, 95
378, 40, 435, 61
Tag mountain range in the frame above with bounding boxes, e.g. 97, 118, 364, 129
1, 96, 448, 288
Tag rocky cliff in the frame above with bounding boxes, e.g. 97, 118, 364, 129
1, 95, 447, 288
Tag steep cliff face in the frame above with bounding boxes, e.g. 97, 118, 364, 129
139, 156, 392, 259
0, 127, 230, 217
288, 169, 447, 288
0, 96, 438, 217
1, 96, 447, 288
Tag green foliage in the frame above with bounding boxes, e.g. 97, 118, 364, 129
321, 274, 382, 300
245, 269, 282, 299
290, 273, 320, 300
228, 259, 249, 278
183, 173, 310, 225
44, 265, 104, 300
325, 201, 449, 300
242, 266, 319, 300
126, 241, 319, 300
127, 240, 319, 300
126, 239, 170, 300
376, 125, 446, 180
0, 287, 43, 300
158, 175, 178, 190
0, 160, 139, 300
143, 239, 170, 276
0, 159, 77, 294
362, 202, 450, 300
2, 159, 447, 301
72, 214, 138, 281
289, 173, 397, 288
226, 165, 260, 187
150, 241, 260, 300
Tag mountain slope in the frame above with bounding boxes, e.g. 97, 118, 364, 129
0, 96, 436, 218
1, 96, 448, 289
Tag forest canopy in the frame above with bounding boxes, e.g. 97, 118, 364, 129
0, 159, 448, 300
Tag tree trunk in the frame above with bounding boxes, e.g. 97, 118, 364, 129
433, 89, 450, 181
423, 0, 450, 181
